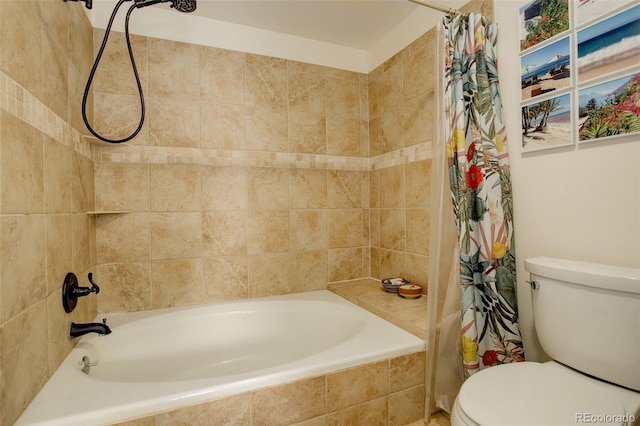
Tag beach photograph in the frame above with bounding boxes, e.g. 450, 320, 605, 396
577, 3, 640, 82
576, 0, 635, 27
578, 72, 640, 141
520, 0, 570, 51
522, 93, 573, 151
521, 37, 571, 101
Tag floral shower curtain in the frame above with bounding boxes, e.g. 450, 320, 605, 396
442, 12, 525, 376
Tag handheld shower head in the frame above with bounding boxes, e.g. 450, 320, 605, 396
133, 0, 196, 13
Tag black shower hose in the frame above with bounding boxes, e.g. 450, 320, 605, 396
82, 0, 144, 143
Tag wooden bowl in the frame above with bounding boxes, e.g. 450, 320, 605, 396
398, 284, 422, 299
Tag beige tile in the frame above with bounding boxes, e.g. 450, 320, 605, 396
289, 169, 327, 209
72, 213, 95, 273
69, 3, 94, 75
380, 165, 405, 208
202, 210, 247, 256
71, 152, 95, 213
1, 215, 46, 322
377, 63, 403, 114
327, 117, 360, 157
326, 397, 388, 425
245, 105, 288, 152
379, 249, 407, 281
248, 53, 287, 68
248, 168, 289, 210
247, 210, 289, 255
406, 208, 430, 256
46, 289, 75, 376
290, 250, 328, 293
151, 258, 203, 308
148, 49, 199, 100
0, 1, 42, 102
326, 77, 360, 119
92, 42, 148, 96
149, 164, 201, 212
199, 45, 246, 62
368, 79, 379, 119
201, 166, 247, 211
148, 99, 200, 148
199, 55, 246, 104
200, 103, 246, 150
288, 71, 325, 114
45, 214, 73, 296
369, 115, 382, 156
158, 393, 251, 426
246, 63, 288, 110
1, 111, 44, 214
288, 111, 326, 154
389, 385, 425, 426
328, 209, 363, 249
96, 213, 150, 263
248, 252, 290, 297
44, 136, 71, 214
38, 1, 69, 57
327, 171, 363, 209
202, 256, 249, 302
327, 361, 389, 412
380, 209, 406, 251
369, 208, 381, 247
112, 416, 157, 426
290, 210, 327, 251
0, 302, 49, 426
41, 25, 68, 121
405, 92, 434, 147
390, 351, 426, 392
405, 254, 429, 288
379, 106, 405, 153
93, 92, 148, 144
150, 212, 201, 260
406, 160, 431, 209
148, 37, 198, 55
328, 248, 363, 282
403, 47, 431, 101
251, 376, 326, 426
96, 262, 152, 313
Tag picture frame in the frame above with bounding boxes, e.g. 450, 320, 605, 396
519, 0, 640, 153
522, 93, 573, 152
578, 72, 640, 142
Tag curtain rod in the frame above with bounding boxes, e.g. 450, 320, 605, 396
408, 0, 461, 15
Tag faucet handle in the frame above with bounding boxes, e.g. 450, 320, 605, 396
87, 273, 101, 294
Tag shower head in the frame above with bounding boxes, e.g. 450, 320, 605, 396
133, 0, 196, 13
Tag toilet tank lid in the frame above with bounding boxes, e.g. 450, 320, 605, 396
525, 257, 640, 294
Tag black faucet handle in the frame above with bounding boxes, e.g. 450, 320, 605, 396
87, 273, 100, 294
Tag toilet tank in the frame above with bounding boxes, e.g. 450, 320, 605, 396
525, 257, 640, 391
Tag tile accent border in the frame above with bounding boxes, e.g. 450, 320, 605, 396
1, 71, 433, 171
0, 71, 92, 160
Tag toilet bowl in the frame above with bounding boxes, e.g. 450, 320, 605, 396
452, 361, 640, 426
451, 257, 640, 426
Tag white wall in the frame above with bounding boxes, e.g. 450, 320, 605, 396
495, 0, 640, 360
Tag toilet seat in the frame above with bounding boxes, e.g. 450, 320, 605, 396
456, 362, 630, 426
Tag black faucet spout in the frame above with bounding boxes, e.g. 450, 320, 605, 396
69, 321, 111, 339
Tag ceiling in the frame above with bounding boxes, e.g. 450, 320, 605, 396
180, 0, 423, 50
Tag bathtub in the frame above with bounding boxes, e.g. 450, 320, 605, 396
17, 290, 424, 425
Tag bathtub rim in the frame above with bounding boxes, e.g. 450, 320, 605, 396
17, 290, 425, 426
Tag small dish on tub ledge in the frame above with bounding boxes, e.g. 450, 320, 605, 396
398, 284, 423, 299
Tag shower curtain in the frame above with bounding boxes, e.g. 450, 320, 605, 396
425, 11, 525, 417
444, 11, 525, 375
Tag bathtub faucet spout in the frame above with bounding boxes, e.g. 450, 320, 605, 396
70, 319, 111, 339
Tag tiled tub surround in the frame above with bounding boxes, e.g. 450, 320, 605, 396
91, 27, 440, 313
0, 1, 97, 425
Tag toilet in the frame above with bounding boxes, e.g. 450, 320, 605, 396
451, 256, 640, 426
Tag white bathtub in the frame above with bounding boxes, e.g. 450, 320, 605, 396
17, 290, 424, 425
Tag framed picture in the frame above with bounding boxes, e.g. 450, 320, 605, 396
520, 0, 570, 51
578, 72, 640, 142
522, 93, 573, 151
577, 4, 640, 83
575, 0, 634, 27
521, 37, 571, 101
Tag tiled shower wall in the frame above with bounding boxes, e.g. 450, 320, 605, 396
0, 1, 96, 425
90, 28, 448, 312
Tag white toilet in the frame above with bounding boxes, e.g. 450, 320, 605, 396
451, 256, 640, 426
